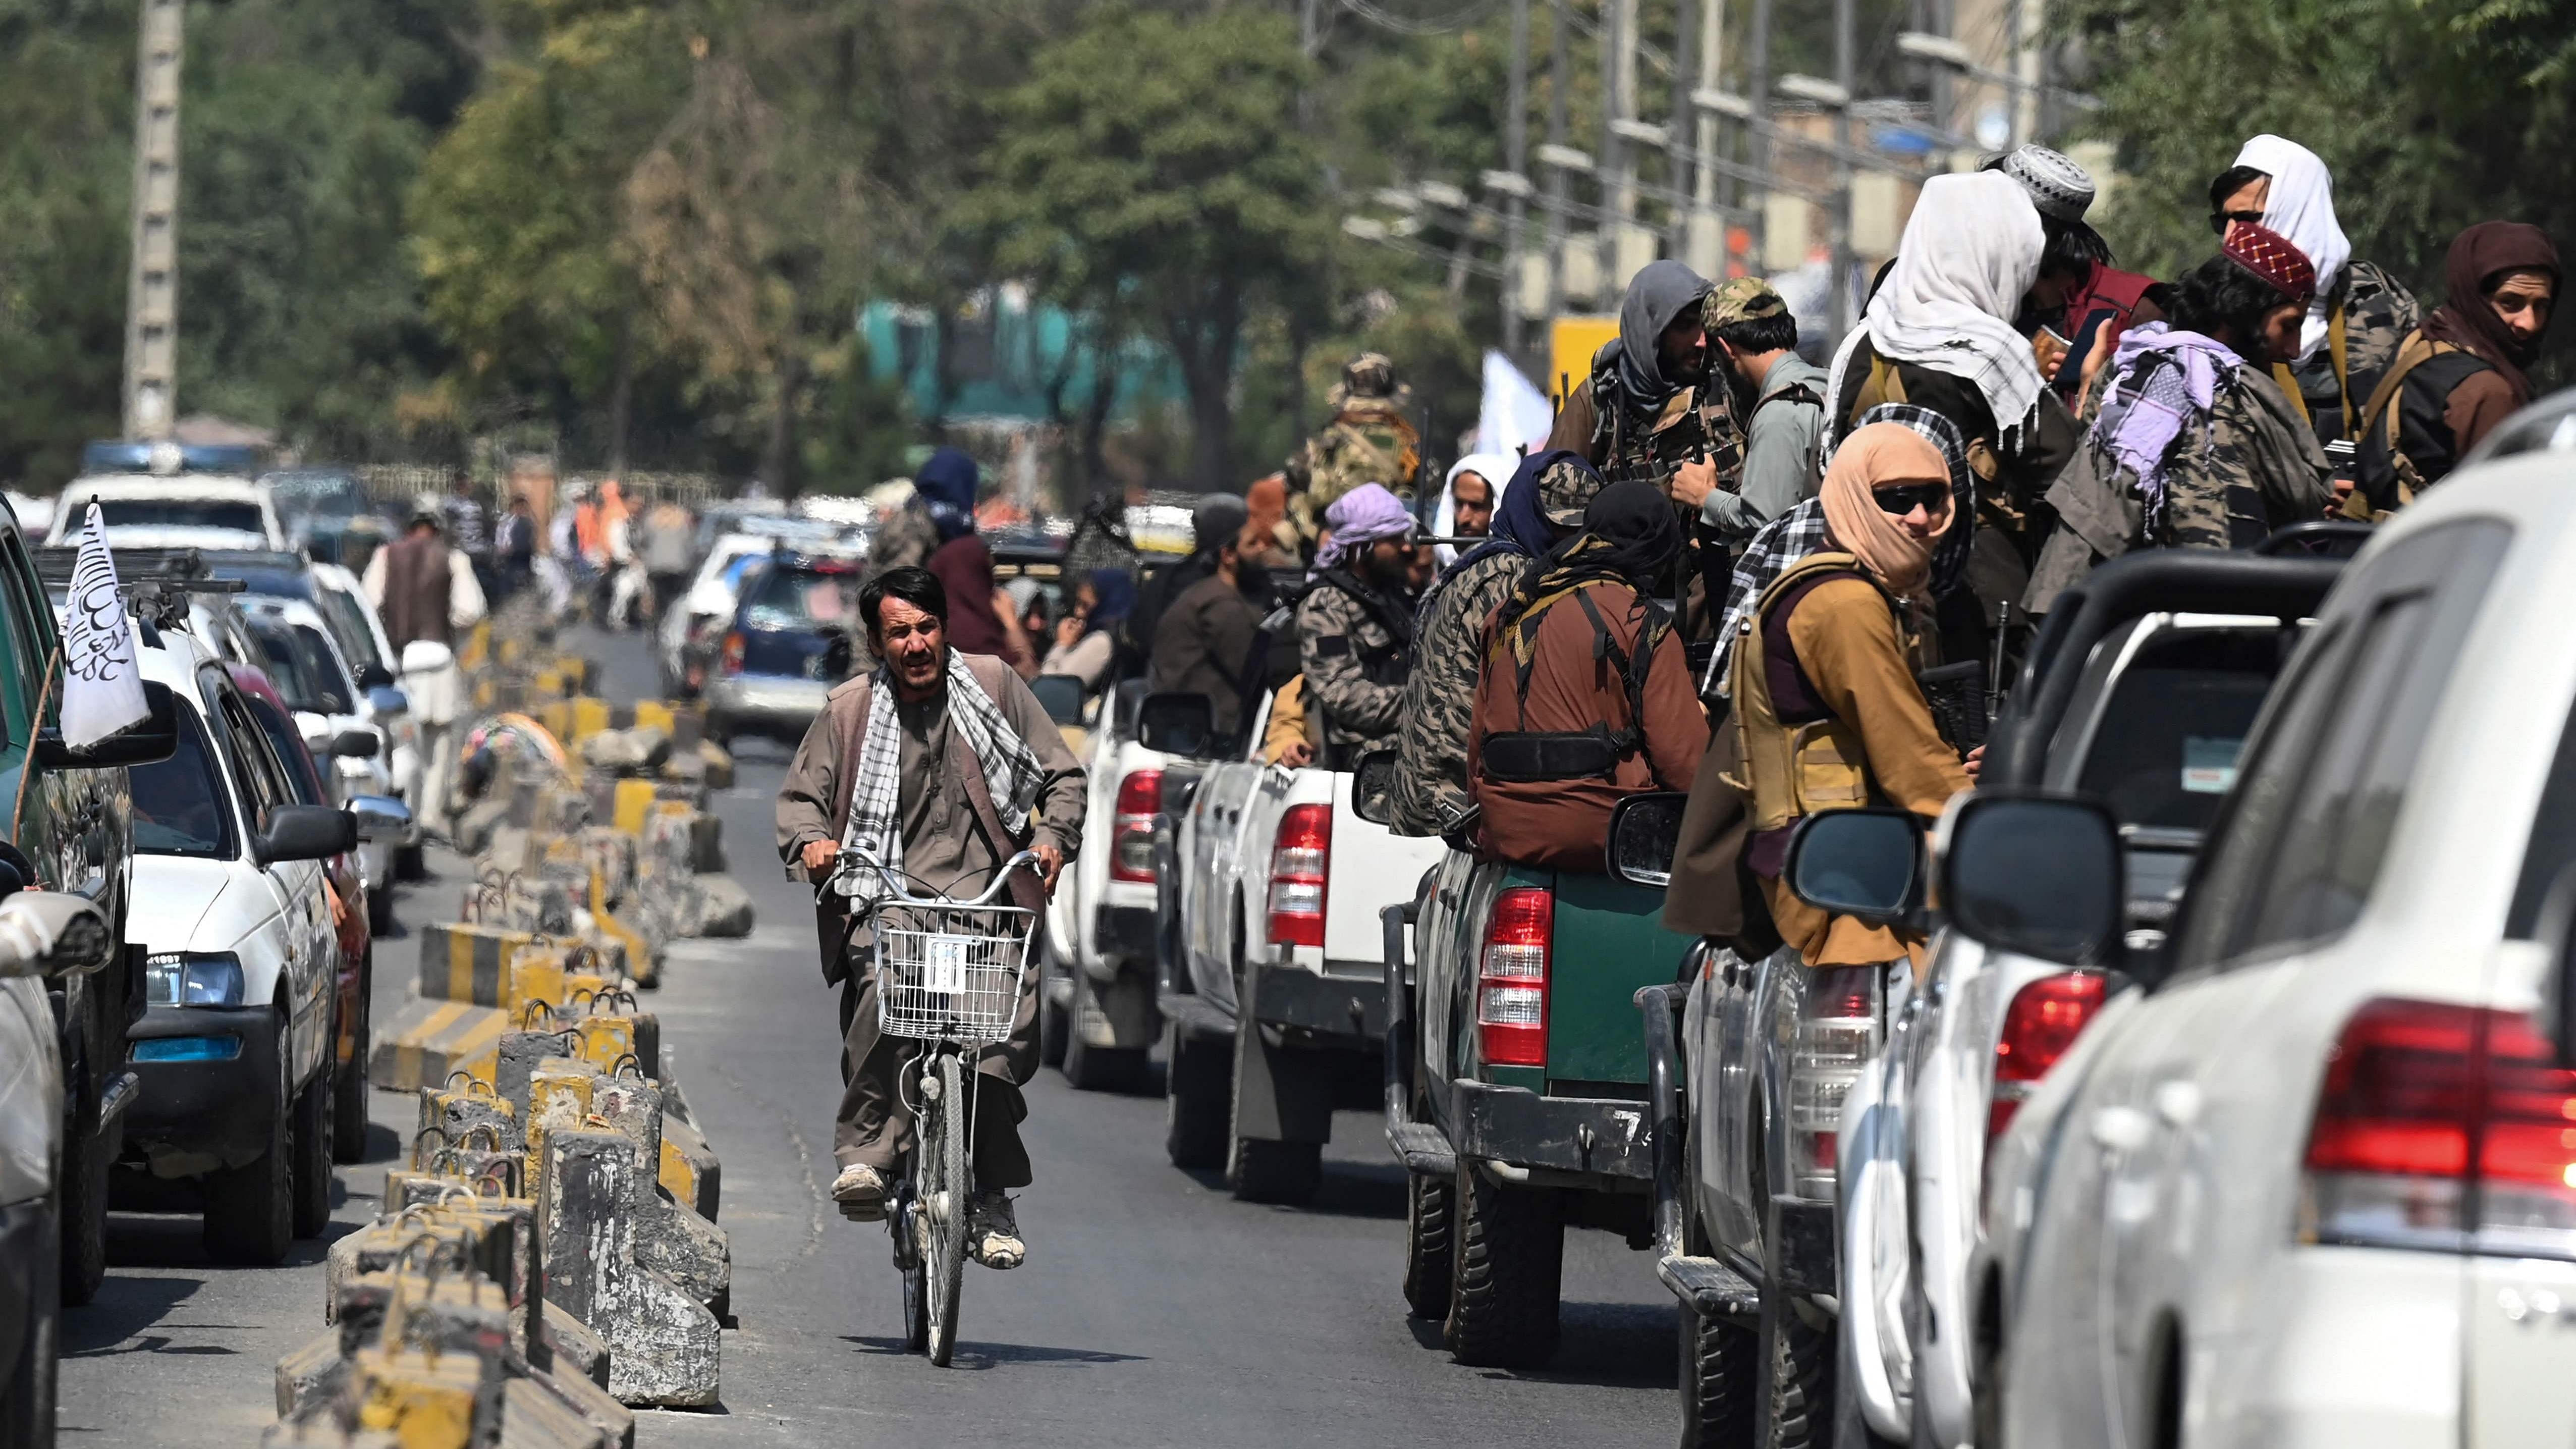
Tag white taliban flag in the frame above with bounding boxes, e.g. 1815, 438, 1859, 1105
61, 503, 148, 747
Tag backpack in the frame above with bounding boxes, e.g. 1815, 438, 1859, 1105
1478, 582, 1674, 786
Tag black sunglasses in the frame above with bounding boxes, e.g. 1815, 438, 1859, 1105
2209, 208, 2265, 236
1874, 481, 1949, 515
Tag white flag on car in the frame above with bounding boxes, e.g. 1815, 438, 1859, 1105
61, 503, 148, 748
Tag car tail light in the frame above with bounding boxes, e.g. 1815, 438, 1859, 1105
2300, 998, 2576, 1255
1477, 887, 1553, 1068
720, 631, 745, 676
1987, 972, 2112, 1144
1266, 803, 1332, 948
1789, 965, 1882, 1199
1111, 770, 1162, 884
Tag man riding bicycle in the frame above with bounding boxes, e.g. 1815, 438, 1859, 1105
776, 564, 1086, 1269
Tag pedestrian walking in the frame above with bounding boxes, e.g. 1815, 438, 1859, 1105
363, 505, 487, 834
639, 490, 696, 629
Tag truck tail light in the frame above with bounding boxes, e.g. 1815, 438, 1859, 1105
2300, 998, 2576, 1255
1265, 803, 1331, 948
720, 631, 745, 676
1987, 972, 2111, 1145
1110, 770, 1163, 884
1789, 965, 1882, 1199
1476, 887, 1553, 1068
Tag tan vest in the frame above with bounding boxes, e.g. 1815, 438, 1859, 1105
1722, 552, 1881, 833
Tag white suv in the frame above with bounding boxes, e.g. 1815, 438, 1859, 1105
116, 628, 354, 1264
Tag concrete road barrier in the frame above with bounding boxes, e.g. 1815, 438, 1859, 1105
540, 1129, 721, 1407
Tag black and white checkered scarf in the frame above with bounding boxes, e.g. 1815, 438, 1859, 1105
837, 653, 1044, 905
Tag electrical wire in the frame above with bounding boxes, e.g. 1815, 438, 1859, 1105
1336, 0, 1502, 38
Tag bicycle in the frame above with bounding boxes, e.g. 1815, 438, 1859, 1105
820, 848, 1040, 1367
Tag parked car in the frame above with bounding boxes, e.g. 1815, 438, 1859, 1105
0, 891, 121, 1449
259, 467, 382, 568
657, 528, 830, 699
116, 628, 356, 1264
46, 474, 285, 552
702, 550, 864, 745
1164, 691, 1445, 1203
1038, 681, 1181, 1091
237, 598, 399, 929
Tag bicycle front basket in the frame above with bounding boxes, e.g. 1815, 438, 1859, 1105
871, 901, 1036, 1045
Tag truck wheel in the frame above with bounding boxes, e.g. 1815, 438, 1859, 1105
1679, 1305, 1757, 1446
204, 1032, 294, 1265
1443, 1159, 1563, 1368
0, 1205, 58, 1449
56, 1059, 105, 1309
1037, 979, 1069, 1070
1401, 1170, 1453, 1320
1162, 1023, 1229, 1170
1062, 1025, 1145, 1094
332, 970, 372, 1164
291, 1064, 335, 1239
1759, 1282, 1835, 1448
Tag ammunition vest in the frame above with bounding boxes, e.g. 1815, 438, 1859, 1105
1722, 551, 1888, 834
2344, 330, 2488, 523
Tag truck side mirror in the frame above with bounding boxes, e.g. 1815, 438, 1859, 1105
1350, 749, 1399, 826
1784, 808, 1926, 926
1027, 673, 1086, 727
1939, 792, 2125, 968
357, 662, 396, 691
36, 680, 180, 769
0, 891, 113, 981
1605, 791, 1689, 889
1136, 691, 1215, 758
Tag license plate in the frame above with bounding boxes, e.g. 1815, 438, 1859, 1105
923, 935, 973, 995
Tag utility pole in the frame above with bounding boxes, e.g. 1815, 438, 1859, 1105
123, 0, 184, 444
1665, 0, 1696, 261
1505, 0, 1530, 359
1545, 0, 1569, 333
1693, 0, 1725, 272
1596, 0, 1623, 299
1746, 0, 1773, 264
1830, 0, 1855, 338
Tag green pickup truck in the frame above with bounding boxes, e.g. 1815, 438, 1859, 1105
1375, 790, 1696, 1369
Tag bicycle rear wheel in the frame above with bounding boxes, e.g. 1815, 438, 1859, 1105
921, 1050, 971, 1367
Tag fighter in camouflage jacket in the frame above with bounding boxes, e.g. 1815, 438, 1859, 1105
1284, 354, 1422, 551
2279, 259, 2422, 444
1388, 454, 1606, 836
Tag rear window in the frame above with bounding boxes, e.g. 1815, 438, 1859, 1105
741, 566, 861, 632
2074, 630, 2283, 832
95, 500, 265, 534
251, 623, 351, 715
130, 711, 236, 858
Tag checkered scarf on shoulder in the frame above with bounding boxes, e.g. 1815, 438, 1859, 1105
836, 652, 1045, 907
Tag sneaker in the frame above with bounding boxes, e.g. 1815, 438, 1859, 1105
967, 1191, 1024, 1270
831, 1163, 889, 1221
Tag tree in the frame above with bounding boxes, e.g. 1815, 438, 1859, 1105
970, 6, 1331, 489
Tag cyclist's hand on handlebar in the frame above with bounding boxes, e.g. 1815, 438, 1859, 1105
801, 839, 840, 876
1032, 842, 1064, 898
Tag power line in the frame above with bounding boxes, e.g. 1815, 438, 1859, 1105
1336, 0, 1503, 38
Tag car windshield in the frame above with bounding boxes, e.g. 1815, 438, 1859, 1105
263, 473, 366, 521
130, 710, 236, 857
251, 621, 354, 714
2074, 629, 2284, 832
93, 499, 265, 534
741, 565, 862, 632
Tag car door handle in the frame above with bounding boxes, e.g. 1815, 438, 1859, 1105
2089, 1105, 2153, 1153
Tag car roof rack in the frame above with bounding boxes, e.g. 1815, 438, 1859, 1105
34, 545, 249, 630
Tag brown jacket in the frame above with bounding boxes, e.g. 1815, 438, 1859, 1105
1467, 581, 1708, 872
1148, 572, 1263, 738
775, 652, 1086, 985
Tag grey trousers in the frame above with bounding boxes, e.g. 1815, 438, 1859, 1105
833, 942, 1039, 1190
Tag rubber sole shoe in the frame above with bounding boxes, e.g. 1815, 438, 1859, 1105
967, 1192, 1024, 1270
832, 1163, 889, 1222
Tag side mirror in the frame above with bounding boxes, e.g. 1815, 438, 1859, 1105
348, 794, 413, 842
1027, 673, 1087, 727
1350, 749, 1399, 827
0, 891, 113, 980
1939, 793, 2125, 968
331, 727, 382, 759
37, 681, 180, 769
1784, 808, 1927, 925
1605, 791, 1689, 889
256, 803, 358, 865
1136, 691, 1216, 758
357, 662, 396, 691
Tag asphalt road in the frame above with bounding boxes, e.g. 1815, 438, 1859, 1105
60, 623, 1680, 1448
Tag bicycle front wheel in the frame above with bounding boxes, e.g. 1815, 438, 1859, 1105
921, 1049, 971, 1367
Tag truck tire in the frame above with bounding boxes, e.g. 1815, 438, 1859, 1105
0, 1206, 58, 1449
367, 882, 396, 938
56, 1057, 105, 1309
1401, 1170, 1453, 1320
1679, 1201, 1755, 1447
1038, 980, 1069, 1070
1760, 1294, 1835, 1449
1226, 1068, 1321, 1206
1162, 1022, 1228, 1169
204, 1030, 294, 1266
1443, 1159, 1563, 1368
333, 969, 372, 1164
291, 1064, 335, 1239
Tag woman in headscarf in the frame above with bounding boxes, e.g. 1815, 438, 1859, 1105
1040, 567, 1136, 693
1433, 452, 1514, 568
2209, 135, 2421, 447
917, 447, 1035, 676
1725, 423, 1972, 970
1545, 260, 1740, 508
2351, 222, 2559, 515
2023, 224, 2333, 611
1823, 170, 2081, 611
1467, 479, 1708, 871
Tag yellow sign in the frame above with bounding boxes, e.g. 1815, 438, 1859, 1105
1547, 315, 1619, 409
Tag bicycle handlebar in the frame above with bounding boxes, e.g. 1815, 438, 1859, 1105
821, 849, 1041, 911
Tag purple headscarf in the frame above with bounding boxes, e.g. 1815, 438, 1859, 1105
1316, 483, 1415, 570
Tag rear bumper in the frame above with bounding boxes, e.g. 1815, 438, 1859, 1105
2200, 1246, 2460, 1449
1090, 903, 1156, 973
704, 674, 832, 733
1452, 1079, 1654, 1181
122, 1005, 281, 1176
1251, 960, 1383, 1045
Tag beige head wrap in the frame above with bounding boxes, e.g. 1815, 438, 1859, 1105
1819, 422, 1954, 598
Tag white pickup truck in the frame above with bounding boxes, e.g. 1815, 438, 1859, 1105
1038, 681, 1177, 1092
1160, 690, 1445, 1204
